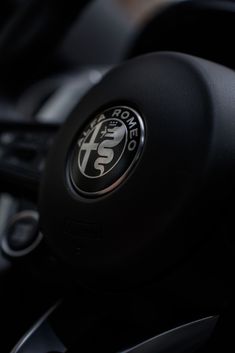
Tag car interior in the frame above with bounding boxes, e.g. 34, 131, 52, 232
0, 0, 235, 352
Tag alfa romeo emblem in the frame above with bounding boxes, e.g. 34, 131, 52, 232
69, 106, 145, 196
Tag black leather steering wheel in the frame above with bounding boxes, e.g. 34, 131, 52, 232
0, 50, 232, 353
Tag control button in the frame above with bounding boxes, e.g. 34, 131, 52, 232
1, 211, 43, 257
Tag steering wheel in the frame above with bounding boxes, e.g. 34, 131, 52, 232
0, 1, 235, 353
0, 50, 233, 353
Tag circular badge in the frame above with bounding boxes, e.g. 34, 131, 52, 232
69, 106, 145, 196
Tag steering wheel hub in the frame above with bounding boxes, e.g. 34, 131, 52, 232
39, 52, 235, 289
